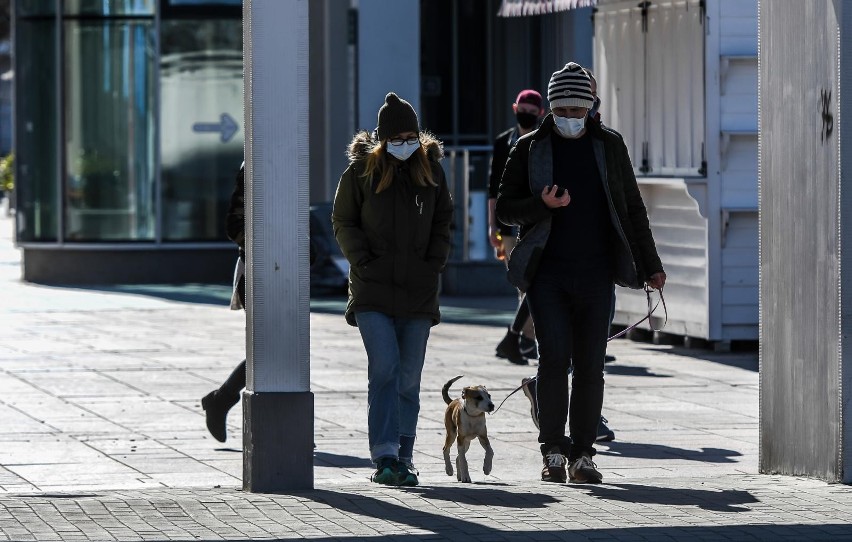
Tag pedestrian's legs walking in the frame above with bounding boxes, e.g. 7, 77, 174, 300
567, 277, 613, 459
525, 273, 573, 455
396, 317, 431, 464
356, 311, 430, 464
201, 360, 245, 442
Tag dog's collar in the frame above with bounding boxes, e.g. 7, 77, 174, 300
463, 404, 485, 417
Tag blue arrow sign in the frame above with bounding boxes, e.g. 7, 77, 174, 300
192, 113, 239, 143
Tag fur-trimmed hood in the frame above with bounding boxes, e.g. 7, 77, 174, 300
346, 130, 444, 164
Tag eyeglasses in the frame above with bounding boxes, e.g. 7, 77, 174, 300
388, 136, 420, 146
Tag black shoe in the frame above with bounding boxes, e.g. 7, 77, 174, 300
519, 335, 539, 360
596, 416, 615, 442
541, 446, 567, 483
568, 453, 603, 484
520, 377, 540, 429
201, 390, 240, 443
605, 354, 616, 363
496, 330, 527, 365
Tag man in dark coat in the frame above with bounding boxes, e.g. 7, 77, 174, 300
497, 63, 665, 485
488, 89, 543, 365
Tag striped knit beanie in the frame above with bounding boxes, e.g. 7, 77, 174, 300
376, 92, 419, 141
547, 63, 594, 109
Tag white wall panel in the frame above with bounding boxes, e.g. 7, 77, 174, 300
594, 3, 645, 167
720, 137, 757, 208
646, 0, 705, 176
612, 182, 708, 339
719, 0, 757, 55
720, 60, 758, 131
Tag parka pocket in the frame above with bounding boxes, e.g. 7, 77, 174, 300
357, 253, 393, 284
407, 264, 440, 311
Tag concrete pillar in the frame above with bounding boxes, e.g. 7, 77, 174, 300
242, 0, 313, 491
759, 0, 851, 483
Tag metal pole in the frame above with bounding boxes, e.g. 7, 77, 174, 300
242, 0, 313, 492
461, 149, 470, 262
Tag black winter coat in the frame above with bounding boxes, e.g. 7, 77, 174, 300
496, 114, 663, 291
488, 127, 518, 236
332, 132, 454, 326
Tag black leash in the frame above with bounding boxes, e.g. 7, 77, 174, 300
491, 286, 667, 415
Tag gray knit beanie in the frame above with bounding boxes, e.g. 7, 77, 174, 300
547, 63, 594, 109
376, 92, 419, 141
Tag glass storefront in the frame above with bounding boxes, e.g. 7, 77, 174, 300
160, 18, 242, 241
14, 15, 58, 242
13, 0, 242, 244
65, 19, 156, 241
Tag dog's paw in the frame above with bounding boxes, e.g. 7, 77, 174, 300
445, 465, 454, 476
483, 458, 492, 475
460, 474, 472, 483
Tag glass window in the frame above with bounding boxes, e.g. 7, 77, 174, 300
64, 0, 154, 16
167, 0, 240, 5
160, 18, 243, 241
15, 19, 58, 242
16, 0, 57, 17
159, 0, 241, 18
64, 20, 156, 241
419, 0, 452, 138
457, 0, 487, 139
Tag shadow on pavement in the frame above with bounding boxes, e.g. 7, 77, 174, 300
598, 442, 742, 463
403, 485, 558, 508
72, 285, 517, 328
655, 345, 759, 372
81, 283, 234, 306
8, 489, 852, 541
213, 447, 242, 453
580, 482, 757, 512
604, 365, 672, 378
280, 489, 846, 541
313, 451, 373, 468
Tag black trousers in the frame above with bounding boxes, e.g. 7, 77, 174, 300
219, 273, 247, 399
526, 268, 613, 460
220, 360, 246, 399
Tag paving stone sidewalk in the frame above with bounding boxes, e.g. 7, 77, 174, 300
0, 212, 851, 541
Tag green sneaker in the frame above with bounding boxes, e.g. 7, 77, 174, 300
397, 461, 419, 487
371, 458, 399, 486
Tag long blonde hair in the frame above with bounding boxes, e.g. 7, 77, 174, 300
362, 137, 437, 193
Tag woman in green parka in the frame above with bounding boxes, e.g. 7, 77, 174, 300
332, 92, 453, 486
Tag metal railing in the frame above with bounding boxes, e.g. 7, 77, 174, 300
443, 145, 492, 262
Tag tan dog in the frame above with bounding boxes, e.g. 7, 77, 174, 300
442, 375, 495, 483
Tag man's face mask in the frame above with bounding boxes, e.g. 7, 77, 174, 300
386, 138, 421, 161
553, 115, 586, 138
516, 111, 538, 129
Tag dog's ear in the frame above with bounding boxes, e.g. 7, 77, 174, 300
461, 387, 474, 398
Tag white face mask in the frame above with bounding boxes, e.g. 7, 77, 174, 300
553, 115, 586, 138
386, 140, 421, 161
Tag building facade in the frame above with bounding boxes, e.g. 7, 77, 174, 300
12, 0, 592, 284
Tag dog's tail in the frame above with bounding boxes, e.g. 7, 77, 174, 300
442, 375, 464, 405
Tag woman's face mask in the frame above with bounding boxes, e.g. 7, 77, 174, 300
386, 138, 421, 161
553, 114, 586, 138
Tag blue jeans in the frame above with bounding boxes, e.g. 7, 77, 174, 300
355, 311, 431, 463
526, 269, 614, 460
